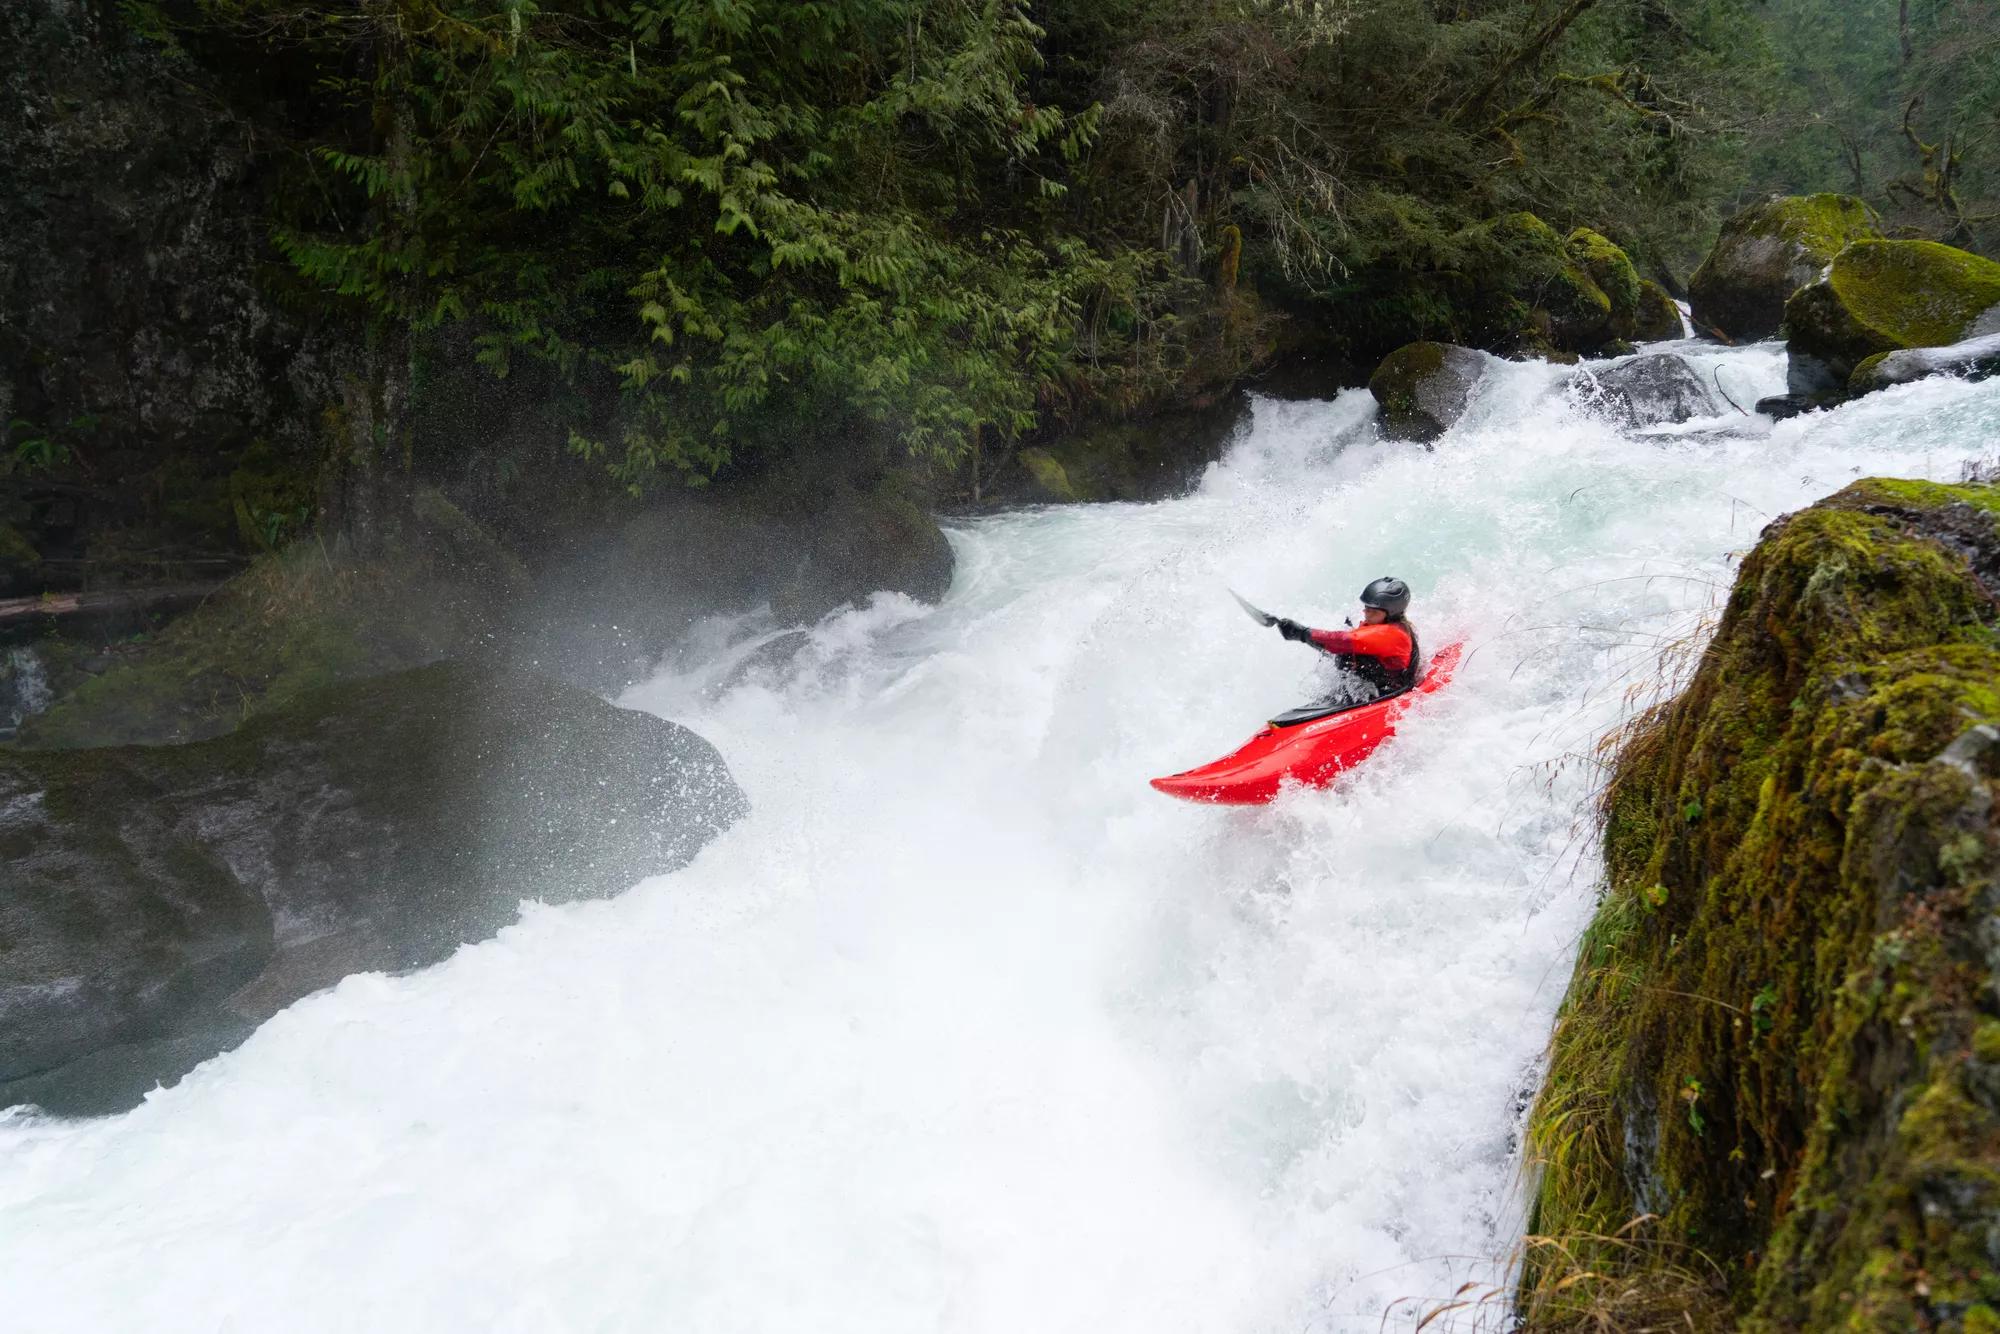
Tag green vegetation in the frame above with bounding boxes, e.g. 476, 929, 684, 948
95, 0, 1768, 535
1745, 0, 2000, 253
1524, 479, 2000, 1327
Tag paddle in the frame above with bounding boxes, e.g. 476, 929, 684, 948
1229, 588, 1277, 627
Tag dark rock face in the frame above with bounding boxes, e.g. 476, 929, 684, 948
1633, 281, 1685, 342
1576, 354, 1717, 427
1525, 480, 2000, 1327
0, 661, 746, 1115
1686, 194, 1879, 341
1368, 342, 1487, 442
0, 0, 328, 595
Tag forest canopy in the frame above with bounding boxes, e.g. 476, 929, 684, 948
98, 0, 2000, 502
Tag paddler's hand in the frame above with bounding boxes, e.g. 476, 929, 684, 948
1275, 618, 1312, 643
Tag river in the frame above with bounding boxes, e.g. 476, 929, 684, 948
4, 338, 1997, 1330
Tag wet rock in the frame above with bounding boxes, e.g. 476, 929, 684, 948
0, 660, 746, 1115
1784, 239, 2000, 388
1633, 280, 1685, 342
1, 0, 333, 588
1755, 394, 1817, 421
1578, 354, 1717, 427
998, 394, 1251, 505
1368, 342, 1487, 442
1849, 331, 2000, 399
1688, 194, 1880, 340
1525, 477, 2000, 1327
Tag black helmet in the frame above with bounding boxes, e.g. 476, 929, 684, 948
1359, 576, 1410, 618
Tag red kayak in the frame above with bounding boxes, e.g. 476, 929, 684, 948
1150, 643, 1462, 805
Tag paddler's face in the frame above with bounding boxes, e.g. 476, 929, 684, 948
1362, 607, 1388, 624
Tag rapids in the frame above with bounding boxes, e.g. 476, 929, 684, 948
4, 339, 1997, 1331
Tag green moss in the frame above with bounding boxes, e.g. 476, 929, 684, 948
1828, 240, 2000, 348
1775, 193, 1884, 256
1369, 340, 1447, 418
17, 489, 528, 749
1567, 228, 1643, 332
1524, 479, 2000, 1328
1017, 447, 1080, 503
1634, 280, 1683, 341
0, 521, 40, 581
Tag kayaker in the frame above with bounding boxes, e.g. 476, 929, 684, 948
1273, 577, 1421, 701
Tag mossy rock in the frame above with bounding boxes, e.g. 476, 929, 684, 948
1785, 239, 2000, 386
1634, 279, 1684, 342
16, 488, 530, 749
1849, 331, 2000, 399
1016, 448, 1081, 502
0, 660, 746, 1115
1688, 194, 1881, 341
1462, 213, 1621, 356
1368, 341, 1486, 442
0, 521, 40, 596
995, 396, 1251, 506
1566, 228, 1643, 339
1522, 479, 2000, 1327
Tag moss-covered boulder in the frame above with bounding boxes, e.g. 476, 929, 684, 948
17, 488, 529, 749
998, 395, 1250, 505
1469, 213, 1620, 356
1367, 342, 1488, 442
1785, 239, 2000, 394
0, 660, 746, 1116
1567, 228, 1643, 341
1634, 280, 1685, 342
1688, 194, 1881, 341
1522, 480, 2000, 1328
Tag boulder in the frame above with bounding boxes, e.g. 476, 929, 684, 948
1849, 331, 2000, 398
1687, 194, 1880, 340
1368, 342, 1487, 442
1576, 354, 1717, 427
1565, 228, 1643, 341
0, 660, 746, 1115
16, 489, 532, 750
1470, 213, 1623, 356
998, 393, 1251, 505
1784, 239, 2000, 392
1524, 479, 2000, 1327
1633, 280, 1685, 342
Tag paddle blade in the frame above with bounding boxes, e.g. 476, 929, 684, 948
1230, 588, 1277, 627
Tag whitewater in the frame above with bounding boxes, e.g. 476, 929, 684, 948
4, 339, 1998, 1331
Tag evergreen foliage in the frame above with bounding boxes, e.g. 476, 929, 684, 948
163, 0, 1771, 501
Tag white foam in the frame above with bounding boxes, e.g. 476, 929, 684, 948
3, 352, 1995, 1332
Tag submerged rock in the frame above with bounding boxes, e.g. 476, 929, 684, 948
1368, 342, 1487, 442
1687, 193, 1880, 341
1576, 354, 1717, 427
1523, 479, 2000, 1326
1784, 238, 2000, 394
0, 660, 746, 1115
1848, 330, 2000, 398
